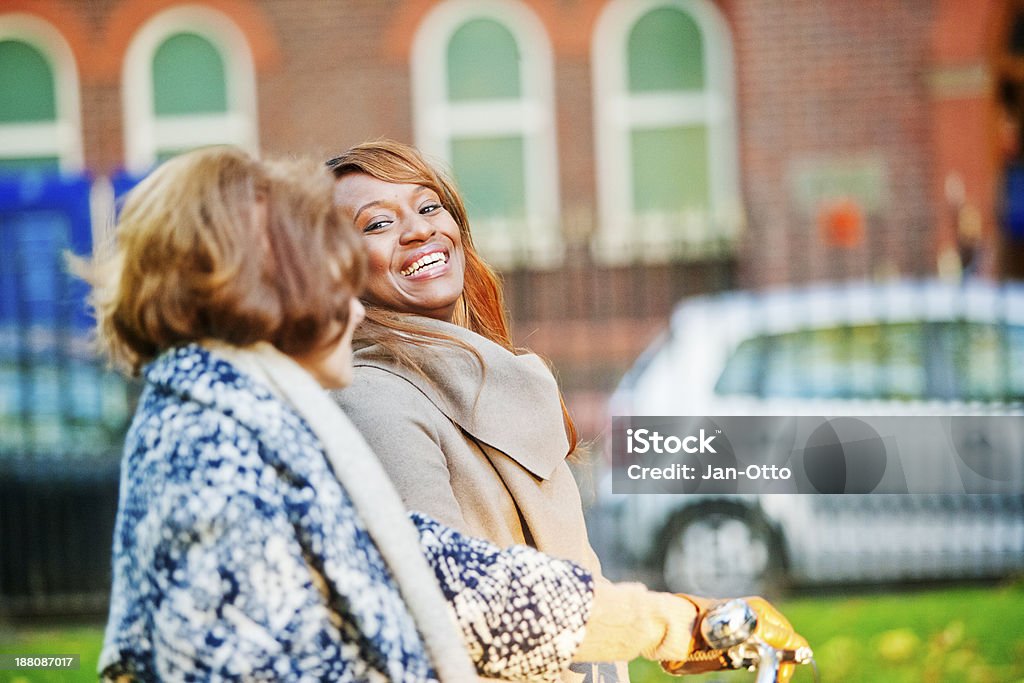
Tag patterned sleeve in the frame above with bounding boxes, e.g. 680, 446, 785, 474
138, 453, 355, 680
411, 512, 595, 681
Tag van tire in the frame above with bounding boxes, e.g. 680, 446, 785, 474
659, 503, 784, 597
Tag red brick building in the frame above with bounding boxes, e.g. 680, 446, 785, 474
2, 0, 1021, 436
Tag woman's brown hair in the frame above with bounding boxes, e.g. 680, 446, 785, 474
80, 146, 364, 374
325, 139, 578, 456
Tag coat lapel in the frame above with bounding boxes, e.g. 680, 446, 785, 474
354, 318, 569, 481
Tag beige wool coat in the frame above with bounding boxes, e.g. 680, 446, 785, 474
332, 316, 631, 683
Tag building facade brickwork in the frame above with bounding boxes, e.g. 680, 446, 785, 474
1, 0, 1016, 436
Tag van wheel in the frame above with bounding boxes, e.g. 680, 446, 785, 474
661, 506, 782, 597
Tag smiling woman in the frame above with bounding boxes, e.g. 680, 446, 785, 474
334, 172, 467, 321
329, 141, 631, 683
326, 140, 808, 683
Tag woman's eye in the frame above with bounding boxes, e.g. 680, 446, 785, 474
363, 219, 391, 234
420, 203, 442, 215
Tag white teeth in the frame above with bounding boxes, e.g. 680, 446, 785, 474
401, 252, 447, 276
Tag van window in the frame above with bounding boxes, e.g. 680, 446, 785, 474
715, 322, 1024, 402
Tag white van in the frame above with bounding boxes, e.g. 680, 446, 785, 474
593, 279, 1024, 596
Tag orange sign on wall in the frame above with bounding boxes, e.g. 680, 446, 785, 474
817, 197, 865, 248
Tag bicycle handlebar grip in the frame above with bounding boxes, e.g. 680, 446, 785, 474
701, 599, 759, 649
661, 598, 756, 676
661, 598, 812, 680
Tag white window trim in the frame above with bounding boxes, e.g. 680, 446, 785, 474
411, 0, 562, 268
591, 0, 742, 263
122, 5, 258, 174
0, 13, 83, 173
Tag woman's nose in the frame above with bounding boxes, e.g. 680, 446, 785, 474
399, 213, 435, 243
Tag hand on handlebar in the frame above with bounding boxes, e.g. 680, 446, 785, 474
661, 595, 809, 682
742, 596, 810, 682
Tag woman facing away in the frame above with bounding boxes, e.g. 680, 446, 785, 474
327, 140, 807, 682
82, 145, 804, 681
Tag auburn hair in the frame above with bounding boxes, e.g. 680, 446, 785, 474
326, 139, 578, 457
78, 146, 364, 374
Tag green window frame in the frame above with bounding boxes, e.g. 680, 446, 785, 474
412, 2, 562, 268
626, 6, 711, 220
0, 19, 82, 174
0, 39, 56, 124
592, 0, 740, 262
628, 7, 705, 93
152, 32, 228, 117
122, 7, 258, 173
445, 19, 527, 233
447, 19, 521, 101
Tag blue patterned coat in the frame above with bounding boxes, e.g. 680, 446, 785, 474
100, 345, 593, 682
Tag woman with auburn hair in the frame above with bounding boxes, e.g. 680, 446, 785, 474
84, 145, 716, 682
327, 139, 808, 683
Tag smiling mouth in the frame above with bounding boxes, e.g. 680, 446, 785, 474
400, 250, 449, 277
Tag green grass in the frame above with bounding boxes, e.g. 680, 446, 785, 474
2, 583, 1023, 682
0, 624, 102, 683
631, 581, 1024, 683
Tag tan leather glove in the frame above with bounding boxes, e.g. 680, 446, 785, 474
744, 596, 810, 683
662, 595, 809, 682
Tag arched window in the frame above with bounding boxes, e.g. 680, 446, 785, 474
412, 0, 560, 267
0, 13, 82, 173
122, 6, 257, 173
592, 0, 740, 262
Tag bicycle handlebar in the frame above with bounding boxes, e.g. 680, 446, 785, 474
700, 599, 816, 683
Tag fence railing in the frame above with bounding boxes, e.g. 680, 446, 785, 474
0, 171, 132, 617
